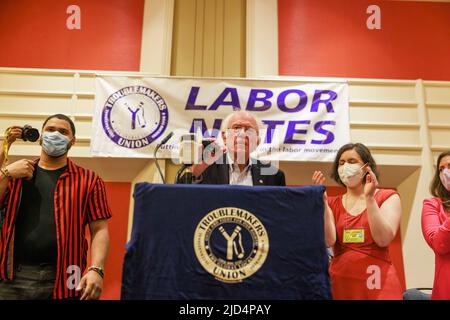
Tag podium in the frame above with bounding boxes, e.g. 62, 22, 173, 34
121, 183, 331, 299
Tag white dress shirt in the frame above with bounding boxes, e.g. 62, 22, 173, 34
227, 154, 253, 186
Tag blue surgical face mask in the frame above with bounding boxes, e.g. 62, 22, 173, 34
41, 131, 71, 157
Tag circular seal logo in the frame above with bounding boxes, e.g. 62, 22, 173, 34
194, 207, 269, 283
101, 85, 169, 149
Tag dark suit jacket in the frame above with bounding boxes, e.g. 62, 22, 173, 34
185, 156, 286, 186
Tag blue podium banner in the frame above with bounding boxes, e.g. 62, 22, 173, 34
121, 183, 331, 299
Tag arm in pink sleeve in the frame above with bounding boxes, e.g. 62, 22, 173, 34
422, 198, 450, 256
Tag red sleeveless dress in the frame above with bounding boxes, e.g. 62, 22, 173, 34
327, 189, 403, 300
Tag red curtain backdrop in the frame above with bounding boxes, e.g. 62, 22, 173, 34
0, 0, 144, 71
278, 0, 450, 81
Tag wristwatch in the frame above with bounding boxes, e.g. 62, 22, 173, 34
88, 265, 104, 278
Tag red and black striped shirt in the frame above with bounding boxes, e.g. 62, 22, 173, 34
0, 158, 112, 299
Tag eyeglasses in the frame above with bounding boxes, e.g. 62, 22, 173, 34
228, 127, 257, 135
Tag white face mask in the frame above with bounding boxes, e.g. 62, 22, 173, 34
338, 163, 364, 187
440, 168, 450, 191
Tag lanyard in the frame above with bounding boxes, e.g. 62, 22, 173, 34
343, 193, 365, 243
2, 128, 12, 166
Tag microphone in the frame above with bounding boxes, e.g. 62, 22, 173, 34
153, 132, 174, 184
158, 131, 174, 146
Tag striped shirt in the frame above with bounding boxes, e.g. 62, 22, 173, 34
0, 158, 112, 299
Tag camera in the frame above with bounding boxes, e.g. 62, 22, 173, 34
202, 138, 218, 157
21, 125, 40, 142
180, 134, 201, 165
201, 139, 215, 148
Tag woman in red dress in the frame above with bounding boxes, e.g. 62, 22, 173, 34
313, 143, 403, 299
422, 150, 450, 300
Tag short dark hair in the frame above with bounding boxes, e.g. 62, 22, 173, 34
42, 114, 76, 136
331, 142, 379, 186
430, 150, 450, 207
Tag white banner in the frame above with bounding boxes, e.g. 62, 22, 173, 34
92, 76, 349, 161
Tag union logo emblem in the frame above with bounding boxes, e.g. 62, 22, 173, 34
194, 207, 269, 283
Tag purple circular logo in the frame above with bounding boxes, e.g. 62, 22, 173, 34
101, 86, 169, 149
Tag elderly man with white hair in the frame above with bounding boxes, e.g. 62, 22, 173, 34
180, 111, 285, 186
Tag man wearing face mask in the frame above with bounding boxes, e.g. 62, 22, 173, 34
0, 114, 112, 300
422, 150, 450, 300
312, 142, 403, 299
